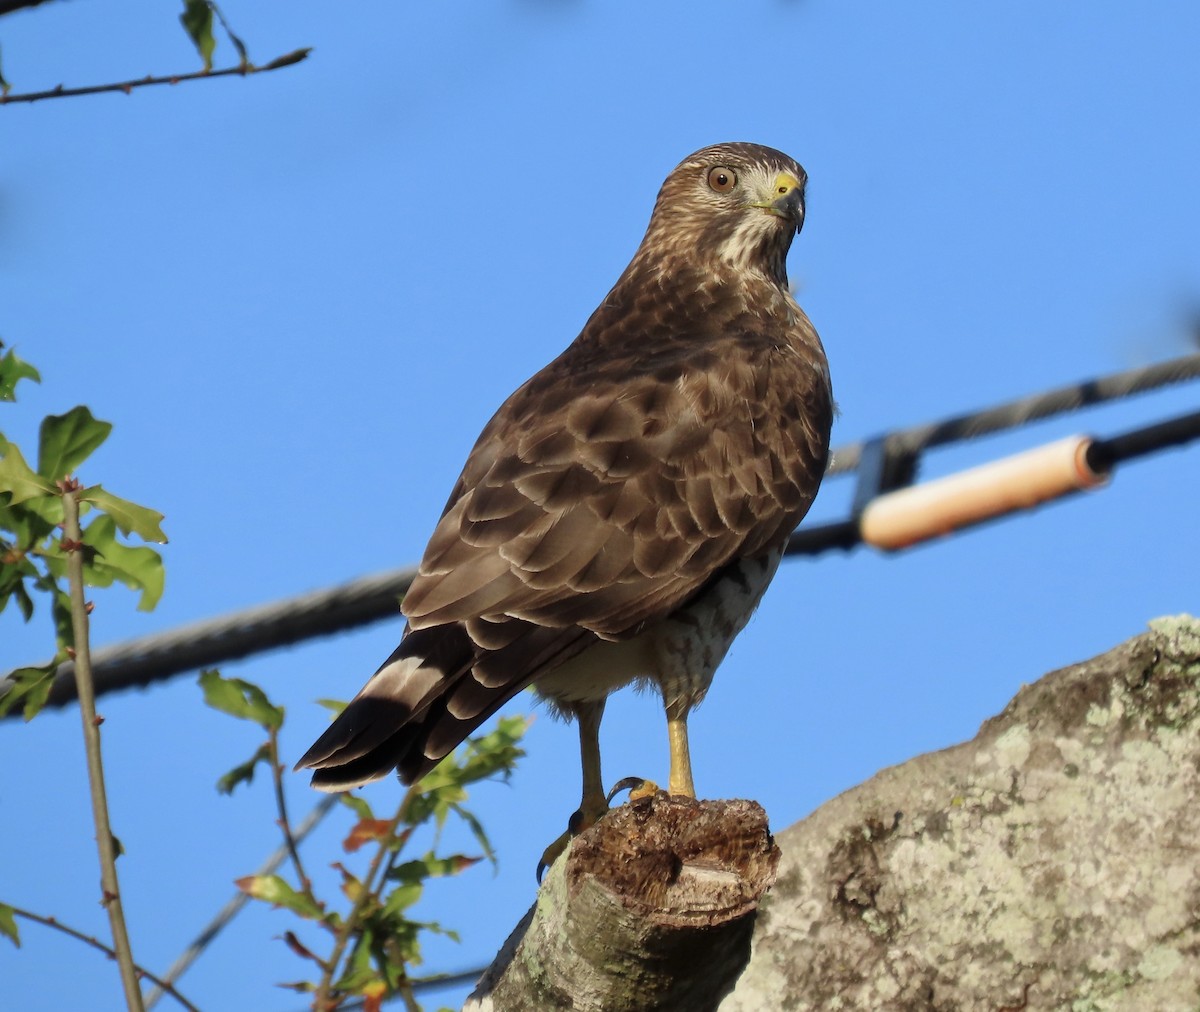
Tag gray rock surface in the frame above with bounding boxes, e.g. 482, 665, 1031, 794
723, 615, 1200, 1012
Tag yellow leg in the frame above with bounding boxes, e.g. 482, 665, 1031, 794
666, 713, 696, 798
537, 699, 608, 882
576, 699, 608, 824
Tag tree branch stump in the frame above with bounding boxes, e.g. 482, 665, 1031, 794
465, 795, 780, 1011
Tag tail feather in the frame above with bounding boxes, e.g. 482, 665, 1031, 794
296, 618, 596, 792
295, 623, 473, 790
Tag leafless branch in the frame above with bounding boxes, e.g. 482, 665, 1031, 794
5, 905, 201, 1012
0, 48, 310, 105
268, 726, 315, 898
62, 487, 144, 1011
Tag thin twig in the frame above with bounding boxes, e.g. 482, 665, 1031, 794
62, 486, 144, 1011
144, 795, 338, 1009
396, 981, 420, 1012
5, 905, 200, 1012
269, 726, 314, 895
0, 48, 310, 105
314, 787, 417, 1009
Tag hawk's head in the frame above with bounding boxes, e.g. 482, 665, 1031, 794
638, 142, 808, 286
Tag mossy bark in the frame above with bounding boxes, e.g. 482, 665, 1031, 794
724, 615, 1200, 1011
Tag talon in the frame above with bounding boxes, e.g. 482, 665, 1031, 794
537, 830, 571, 884
537, 699, 611, 884
566, 807, 586, 835
629, 779, 660, 801
536, 800, 608, 884
607, 776, 660, 804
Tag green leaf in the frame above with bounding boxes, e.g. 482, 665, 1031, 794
5, 578, 36, 623
0, 494, 62, 548
210, 4, 249, 67
199, 670, 283, 730
402, 715, 528, 832
0, 440, 56, 505
80, 514, 165, 611
377, 936, 408, 991
235, 874, 324, 920
216, 742, 272, 795
338, 792, 375, 822
402, 776, 466, 832
456, 714, 528, 785
333, 861, 370, 905
333, 955, 383, 996
10, 573, 74, 656
79, 486, 167, 544
0, 539, 39, 619
349, 930, 377, 979
387, 856, 432, 884
389, 851, 481, 884
0, 903, 18, 947
44, 580, 74, 655
375, 919, 420, 973
382, 880, 423, 917
0, 347, 40, 401
37, 407, 112, 481
180, 0, 216, 71
422, 921, 460, 945
450, 804, 497, 868
0, 663, 59, 721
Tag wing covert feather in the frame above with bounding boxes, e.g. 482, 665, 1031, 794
401, 334, 830, 642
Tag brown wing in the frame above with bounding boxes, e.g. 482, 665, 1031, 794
402, 323, 831, 647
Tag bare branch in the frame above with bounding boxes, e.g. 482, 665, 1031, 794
4, 905, 201, 1012
143, 795, 338, 1009
0, 48, 310, 105
268, 726, 315, 898
62, 488, 144, 1011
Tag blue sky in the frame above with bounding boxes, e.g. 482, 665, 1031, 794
2, 2, 1199, 1009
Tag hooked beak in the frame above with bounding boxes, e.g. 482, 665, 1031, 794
752, 171, 805, 230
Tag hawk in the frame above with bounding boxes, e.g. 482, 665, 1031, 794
297, 142, 832, 848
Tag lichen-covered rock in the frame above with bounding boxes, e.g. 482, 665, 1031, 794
723, 615, 1200, 1012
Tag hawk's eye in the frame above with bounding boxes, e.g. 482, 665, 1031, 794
707, 167, 737, 193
